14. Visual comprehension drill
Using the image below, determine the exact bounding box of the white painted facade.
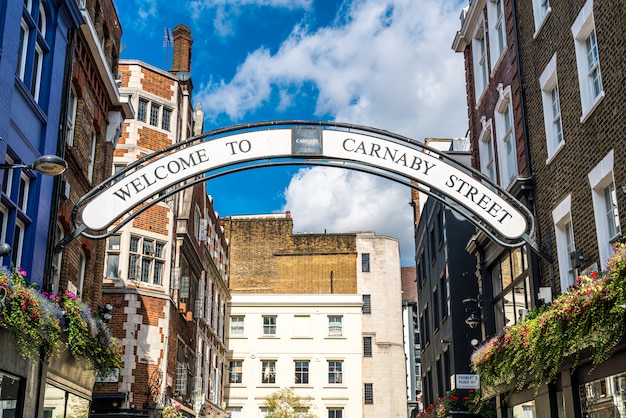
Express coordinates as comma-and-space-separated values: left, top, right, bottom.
224, 232, 407, 418
225, 294, 364, 417
356, 232, 408, 418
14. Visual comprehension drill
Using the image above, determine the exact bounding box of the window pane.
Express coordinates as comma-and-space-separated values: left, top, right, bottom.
295, 361, 309, 384
153, 261, 164, 285
0, 372, 22, 415
162, 108, 172, 131
604, 182, 620, 238
364, 383, 374, 404
363, 295, 371, 314
363, 336, 372, 357
362, 253, 370, 272
137, 99, 148, 122
262, 361, 276, 384
106, 254, 119, 278
108, 235, 121, 250
263, 316, 276, 335
328, 361, 342, 384
229, 361, 242, 383
329, 316, 342, 336
231, 317, 244, 335
150, 103, 160, 126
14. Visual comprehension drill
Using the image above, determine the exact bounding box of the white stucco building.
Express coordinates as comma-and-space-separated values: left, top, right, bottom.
222, 224, 407, 418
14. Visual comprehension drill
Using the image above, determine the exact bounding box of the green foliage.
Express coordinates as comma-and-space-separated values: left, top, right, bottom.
417, 389, 496, 418
471, 242, 626, 393
264, 388, 318, 418
0, 266, 123, 376
162, 402, 184, 418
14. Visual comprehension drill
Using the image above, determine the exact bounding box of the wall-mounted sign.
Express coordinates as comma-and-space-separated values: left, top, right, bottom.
78, 122, 533, 247
454, 374, 480, 390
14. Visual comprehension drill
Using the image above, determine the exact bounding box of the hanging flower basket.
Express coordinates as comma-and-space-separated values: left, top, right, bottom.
0, 266, 124, 377
471, 242, 626, 393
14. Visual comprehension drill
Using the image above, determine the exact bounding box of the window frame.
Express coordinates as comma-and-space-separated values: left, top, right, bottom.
262, 315, 277, 336
478, 118, 496, 182
128, 235, 166, 285
229, 360, 243, 384
362, 294, 371, 314
494, 85, 518, 187
540, 54, 565, 162
230, 316, 244, 336
363, 336, 372, 357
294, 360, 309, 385
137, 98, 148, 122
532, 0, 551, 36
87, 130, 97, 183
571, 0, 604, 122
328, 360, 343, 384
471, 18, 488, 102
261, 361, 276, 384
588, 151, 620, 265
66, 87, 78, 148
328, 315, 343, 336
487, 0, 507, 70
364, 383, 374, 404
361, 253, 370, 272
552, 195, 576, 290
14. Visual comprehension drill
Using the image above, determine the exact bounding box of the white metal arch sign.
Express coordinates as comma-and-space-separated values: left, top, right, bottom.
72, 122, 536, 249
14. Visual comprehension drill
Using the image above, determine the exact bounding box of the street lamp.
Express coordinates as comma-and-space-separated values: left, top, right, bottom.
0, 154, 67, 176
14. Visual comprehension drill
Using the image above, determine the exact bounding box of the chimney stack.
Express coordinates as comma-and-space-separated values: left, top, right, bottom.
171, 24, 192, 73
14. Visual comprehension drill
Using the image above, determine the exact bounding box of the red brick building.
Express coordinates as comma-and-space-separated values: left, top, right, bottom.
91, 25, 230, 418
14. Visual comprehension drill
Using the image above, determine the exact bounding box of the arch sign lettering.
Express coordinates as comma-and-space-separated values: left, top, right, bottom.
69, 121, 539, 251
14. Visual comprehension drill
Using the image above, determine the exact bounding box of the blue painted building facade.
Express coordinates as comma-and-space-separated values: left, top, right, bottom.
0, 0, 82, 280
0, 0, 83, 416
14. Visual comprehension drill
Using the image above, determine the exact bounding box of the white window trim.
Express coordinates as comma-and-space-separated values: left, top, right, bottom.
77, 249, 86, 298
66, 87, 78, 147
588, 150, 619, 267
487, 0, 507, 72
494, 84, 518, 187
478, 116, 496, 182
532, 0, 552, 38
552, 195, 575, 291
51, 223, 64, 293
539, 54, 565, 163
88, 130, 96, 182
32, 44, 44, 102
13, 219, 25, 268
571, 0, 604, 122
17, 20, 29, 81
0, 206, 8, 259
471, 18, 489, 104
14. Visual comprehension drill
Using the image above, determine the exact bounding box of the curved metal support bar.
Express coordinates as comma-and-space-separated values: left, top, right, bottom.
58, 120, 541, 255
70, 159, 527, 251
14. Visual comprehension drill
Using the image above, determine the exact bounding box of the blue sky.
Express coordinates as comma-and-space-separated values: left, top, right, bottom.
114, 0, 468, 266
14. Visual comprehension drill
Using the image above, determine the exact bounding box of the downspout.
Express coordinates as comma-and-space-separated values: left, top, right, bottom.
510, 0, 554, 301
37, 26, 76, 418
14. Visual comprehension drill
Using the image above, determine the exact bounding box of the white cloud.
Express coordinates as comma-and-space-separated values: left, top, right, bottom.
196, 0, 467, 139
195, 0, 468, 266
281, 167, 415, 265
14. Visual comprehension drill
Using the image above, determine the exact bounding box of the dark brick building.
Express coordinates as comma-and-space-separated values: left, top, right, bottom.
451, 0, 626, 416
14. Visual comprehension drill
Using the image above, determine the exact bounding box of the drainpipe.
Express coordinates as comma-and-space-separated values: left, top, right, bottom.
510, 0, 553, 304
37, 24, 76, 418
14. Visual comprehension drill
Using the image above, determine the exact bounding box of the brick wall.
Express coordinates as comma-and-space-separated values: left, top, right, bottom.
515, 0, 626, 291
140, 66, 175, 101
223, 216, 358, 293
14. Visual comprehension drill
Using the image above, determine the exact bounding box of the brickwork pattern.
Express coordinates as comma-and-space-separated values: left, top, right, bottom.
140, 66, 175, 101
137, 126, 172, 151
515, 0, 626, 292
223, 217, 358, 293
133, 205, 171, 235
466, 1, 529, 182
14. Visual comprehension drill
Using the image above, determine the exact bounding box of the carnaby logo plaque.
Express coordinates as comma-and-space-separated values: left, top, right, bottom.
292, 127, 322, 155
